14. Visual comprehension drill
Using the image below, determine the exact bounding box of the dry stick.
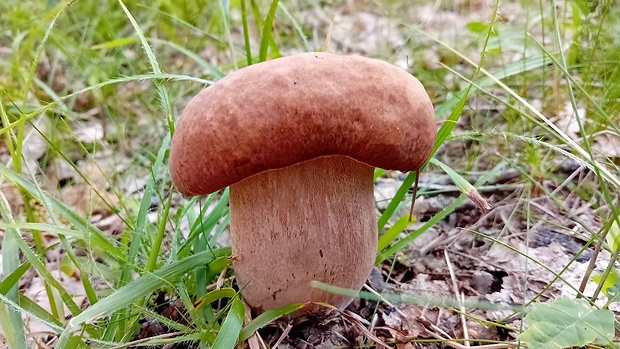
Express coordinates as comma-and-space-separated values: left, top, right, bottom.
244, 300, 261, 349
445, 250, 470, 348
421, 318, 517, 349
549, 166, 583, 197
578, 237, 604, 298
323, 15, 335, 52
342, 310, 391, 349
408, 168, 421, 222
588, 225, 614, 302
215, 265, 228, 290
257, 331, 270, 349
362, 286, 514, 349
272, 324, 293, 348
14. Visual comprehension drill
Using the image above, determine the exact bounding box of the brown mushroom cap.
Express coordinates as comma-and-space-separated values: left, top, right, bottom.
169, 52, 436, 196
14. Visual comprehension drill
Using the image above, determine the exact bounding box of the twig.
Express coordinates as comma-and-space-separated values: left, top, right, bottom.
342, 310, 391, 349
272, 323, 292, 348
422, 320, 516, 349
409, 169, 421, 222
323, 15, 334, 52
445, 250, 470, 347
244, 300, 261, 349
363, 284, 407, 318
215, 265, 228, 290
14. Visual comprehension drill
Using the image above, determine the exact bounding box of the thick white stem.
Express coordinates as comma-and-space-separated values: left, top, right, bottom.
230, 155, 377, 313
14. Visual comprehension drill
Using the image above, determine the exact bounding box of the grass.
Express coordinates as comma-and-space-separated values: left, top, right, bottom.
0, 0, 619, 348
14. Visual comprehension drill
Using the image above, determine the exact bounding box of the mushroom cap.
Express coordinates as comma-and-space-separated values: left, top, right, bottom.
170, 52, 436, 196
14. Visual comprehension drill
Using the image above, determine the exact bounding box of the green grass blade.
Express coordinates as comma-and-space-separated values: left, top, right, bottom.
68, 248, 231, 326
278, 2, 311, 52
146, 191, 174, 272
179, 189, 230, 256
0, 182, 30, 348
258, 0, 280, 62
377, 214, 415, 252
219, 0, 237, 69
203, 256, 233, 285
117, 0, 174, 134
424, 26, 620, 190
149, 38, 225, 79
119, 134, 170, 286
240, 0, 252, 66
18, 294, 64, 329
0, 223, 123, 261
0, 261, 31, 295
240, 303, 305, 341
195, 288, 237, 311
0, 165, 125, 261
376, 161, 505, 263
0, 73, 212, 142
21, 2, 65, 100
311, 281, 517, 312
377, 90, 470, 232
0, 238, 27, 349
212, 296, 245, 349
430, 158, 491, 210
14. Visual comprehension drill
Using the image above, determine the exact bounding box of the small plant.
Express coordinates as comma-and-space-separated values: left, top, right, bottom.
519, 296, 615, 349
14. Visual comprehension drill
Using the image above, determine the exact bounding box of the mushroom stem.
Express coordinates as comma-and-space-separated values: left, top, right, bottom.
229, 155, 377, 313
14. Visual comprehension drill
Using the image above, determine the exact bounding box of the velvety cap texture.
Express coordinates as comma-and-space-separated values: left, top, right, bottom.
170, 52, 436, 196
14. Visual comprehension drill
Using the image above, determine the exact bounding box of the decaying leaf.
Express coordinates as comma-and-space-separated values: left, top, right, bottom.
60, 182, 118, 216
593, 131, 620, 159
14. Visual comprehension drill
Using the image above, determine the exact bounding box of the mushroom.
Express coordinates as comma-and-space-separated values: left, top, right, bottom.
169, 52, 436, 314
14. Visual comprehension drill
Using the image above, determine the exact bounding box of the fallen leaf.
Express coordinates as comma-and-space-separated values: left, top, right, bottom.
60, 182, 117, 216
74, 121, 104, 143
593, 131, 620, 158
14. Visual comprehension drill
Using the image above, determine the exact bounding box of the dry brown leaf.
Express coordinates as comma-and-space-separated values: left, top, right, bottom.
329, 12, 405, 54
592, 131, 620, 158
60, 182, 117, 216
74, 121, 104, 143
1, 183, 23, 216
551, 102, 586, 141
382, 307, 427, 341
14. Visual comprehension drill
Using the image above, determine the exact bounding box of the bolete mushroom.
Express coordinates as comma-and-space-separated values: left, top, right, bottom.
169, 52, 435, 314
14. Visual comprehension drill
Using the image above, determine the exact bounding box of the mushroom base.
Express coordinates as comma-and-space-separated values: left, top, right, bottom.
230, 155, 378, 314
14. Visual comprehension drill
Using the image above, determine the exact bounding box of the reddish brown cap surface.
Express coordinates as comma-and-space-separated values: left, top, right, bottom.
170, 52, 436, 196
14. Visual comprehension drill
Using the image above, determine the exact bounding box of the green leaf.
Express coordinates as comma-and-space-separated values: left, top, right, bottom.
467, 21, 492, 34
430, 158, 491, 211
212, 297, 245, 349
377, 214, 416, 252
195, 288, 238, 312
605, 277, 620, 304
591, 269, 620, 303
117, 0, 174, 133
519, 296, 615, 349
89, 37, 137, 50
605, 220, 620, 252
